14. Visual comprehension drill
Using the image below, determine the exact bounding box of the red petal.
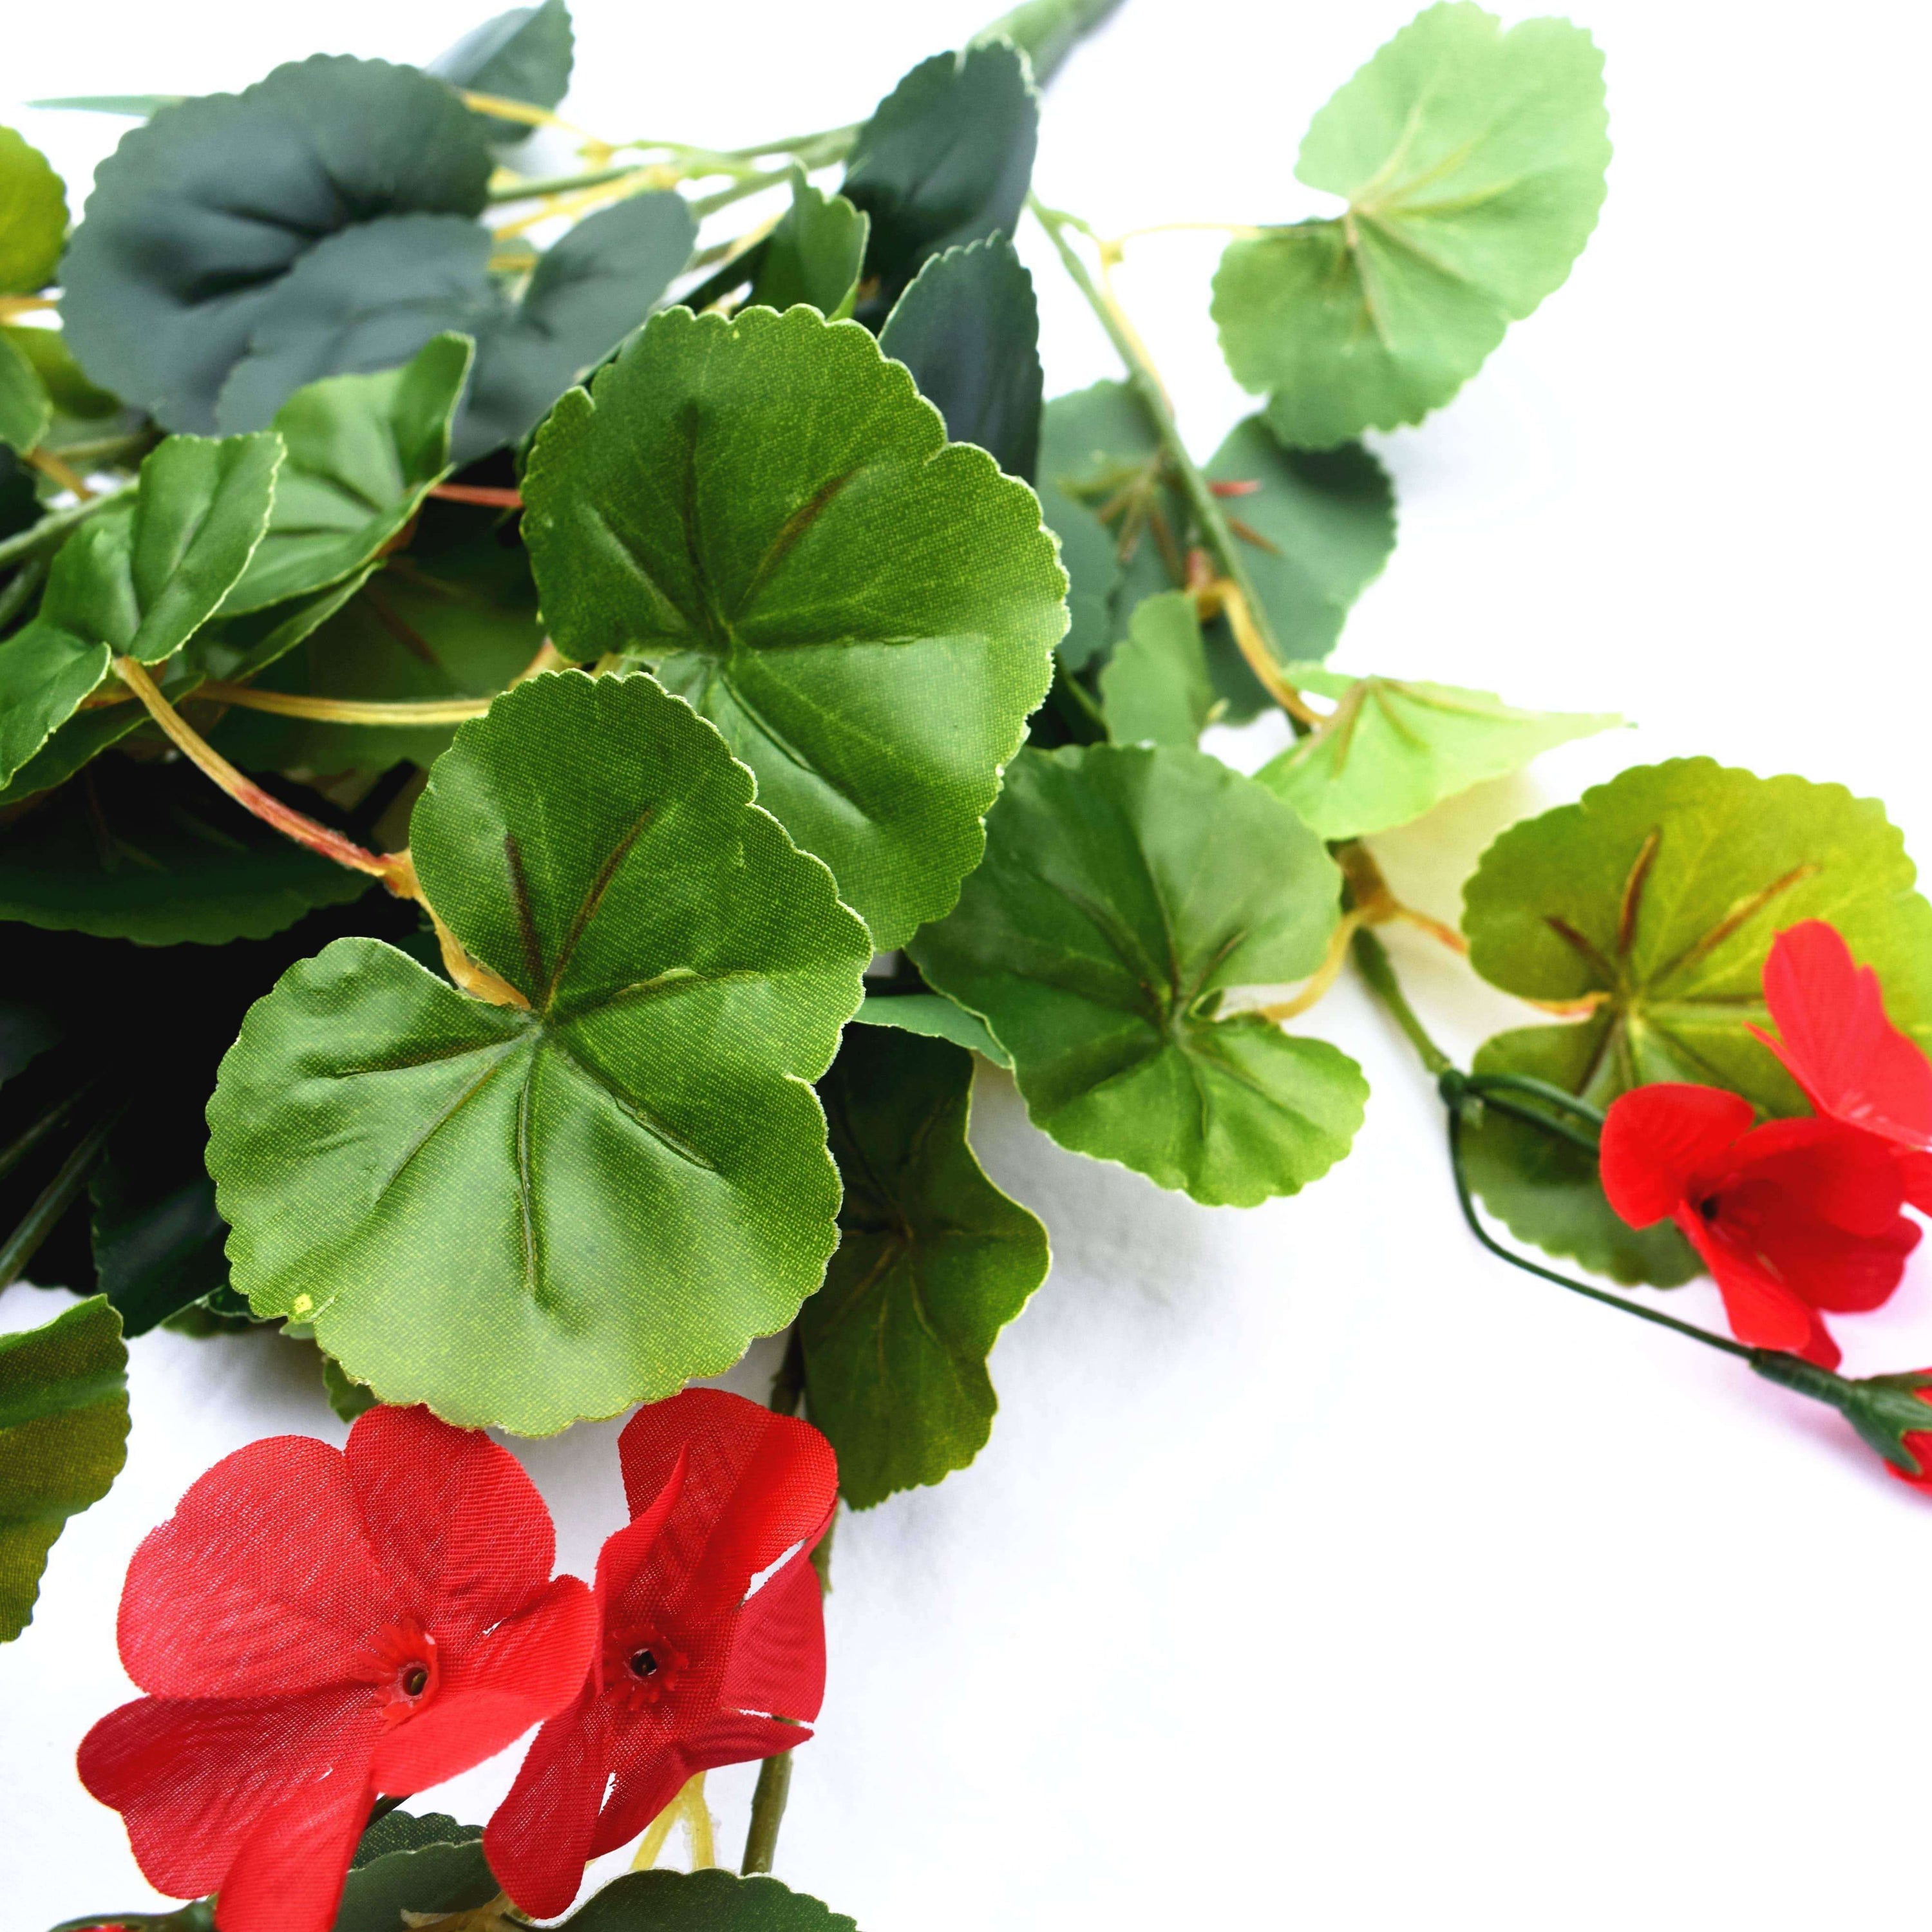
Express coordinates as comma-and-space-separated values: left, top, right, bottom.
594, 1448, 691, 1634
484, 1687, 614, 1920
1600, 1085, 1755, 1227
1729, 1119, 1908, 1238
1889, 1428, 1932, 1490
1692, 1226, 1842, 1365
591, 1712, 809, 1859
1896, 1150, 1932, 1216
117, 1436, 392, 1699
720, 1548, 826, 1724
77, 1688, 379, 1900
1753, 922, 1932, 1148
370, 1573, 596, 1794
212, 1749, 375, 1932
617, 1391, 837, 1617
346, 1406, 558, 1645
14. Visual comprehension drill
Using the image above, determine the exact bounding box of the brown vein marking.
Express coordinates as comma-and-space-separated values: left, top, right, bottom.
362, 580, 440, 668
1651, 862, 1821, 993
1226, 515, 1282, 557
544, 806, 656, 1008
1545, 916, 1615, 983
1616, 828, 1661, 957
502, 831, 545, 990
734, 467, 860, 620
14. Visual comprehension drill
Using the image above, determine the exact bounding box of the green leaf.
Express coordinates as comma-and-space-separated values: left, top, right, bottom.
853, 991, 1011, 1068
1463, 759, 1932, 1282
842, 43, 1038, 317
750, 171, 869, 321
1256, 663, 1620, 840
426, 0, 575, 144
28, 95, 182, 118
320, 1353, 379, 1424
213, 335, 469, 620
0, 332, 50, 456
803, 1026, 1046, 1508
0, 126, 68, 295
523, 304, 1065, 951
0, 431, 281, 789
910, 744, 1366, 1205
3, 325, 123, 421
336, 1808, 495, 1932
560, 1870, 857, 1932
880, 236, 1042, 480
1204, 416, 1394, 681
61, 57, 493, 432
206, 671, 871, 1433
1036, 477, 1118, 674
1211, 4, 1610, 446
0, 1295, 129, 1642
90, 1125, 227, 1337
0, 753, 372, 945
1100, 589, 1215, 749
972, 0, 1126, 86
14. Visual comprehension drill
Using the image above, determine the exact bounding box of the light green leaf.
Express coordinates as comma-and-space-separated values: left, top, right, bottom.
0, 754, 371, 945
879, 235, 1042, 480
1036, 476, 1118, 674
0, 1295, 129, 1642
207, 671, 871, 1434
973, 0, 1126, 86
337, 1810, 493, 1932
561, 1871, 856, 1932
0, 127, 68, 295
0, 431, 281, 789
853, 991, 1011, 1068
1100, 589, 1215, 748
750, 171, 869, 321
804, 1027, 1045, 1508
1256, 663, 1620, 839
60, 57, 493, 432
523, 305, 1065, 950
1212, 4, 1610, 446
910, 744, 1365, 1205
426, 0, 574, 144
213, 334, 469, 620
842, 42, 1037, 318
0, 333, 50, 455
2, 325, 122, 421
1463, 759, 1932, 1282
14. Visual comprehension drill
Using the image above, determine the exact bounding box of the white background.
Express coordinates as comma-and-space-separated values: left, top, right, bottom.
6, 0, 1932, 1925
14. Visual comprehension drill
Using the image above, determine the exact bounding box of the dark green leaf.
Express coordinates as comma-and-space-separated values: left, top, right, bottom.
1212, 5, 1610, 446
1099, 589, 1215, 748
207, 671, 871, 1433
90, 1126, 227, 1336
320, 1353, 378, 1424
750, 171, 869, 321
853, 990, 1010, 1068
880, 235, 1041, 480
61, 57, 493, 432
336, 1808, 495, 1932
1036, 477, 1117, 673
561, 1870, 856, 1932
842, 43, 1037, 317
0, 753, 372, 945
1463, 759, 1932, 1282
0, 1294, 128, 1640
0, 126, 67, 295
523, 305, 1064, 950
1256, 662, 1620, 840
353, 1808, 484, 1862
0, 333, 50, 456
0, 431, 281, 789
804, 1027, 1046, 1507
426, 0, 575, 144
911, 744, 1365, 1205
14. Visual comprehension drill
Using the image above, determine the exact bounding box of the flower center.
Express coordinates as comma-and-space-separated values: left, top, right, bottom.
1698, 1195, 1721, 1222
630, 1648, 660, 1679
606, 1625, 691, 1710
355, 1615, 442, 1725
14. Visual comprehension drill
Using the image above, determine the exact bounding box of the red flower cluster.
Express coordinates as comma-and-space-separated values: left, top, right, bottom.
1602, 922, 1932, 1366
80, 1392, 836, 1932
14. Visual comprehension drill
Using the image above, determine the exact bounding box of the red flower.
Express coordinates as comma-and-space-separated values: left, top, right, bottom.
78, 1407, 596, 1932
1600, 1083, 1919, 1367
1748, 919, 1932, 1206
485, 1390, 837, 1918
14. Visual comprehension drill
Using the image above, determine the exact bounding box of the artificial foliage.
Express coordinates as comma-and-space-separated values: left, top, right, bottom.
3, 3, 1928, 1927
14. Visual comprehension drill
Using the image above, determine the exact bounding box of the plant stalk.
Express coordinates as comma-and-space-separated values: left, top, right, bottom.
0, 1106, 124, 1292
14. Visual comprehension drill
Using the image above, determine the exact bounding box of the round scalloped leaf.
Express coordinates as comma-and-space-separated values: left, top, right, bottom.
426, 0, 575, 144
0, 126, 67, 295
60, 56, 492, 431
910, 743, 1365, 1206
803, 1025, 1047, 1508
523, 304, 1064, 950
748, 171, 869, 321
1213, 5, 1609, 446
561, 1870, 857, 1931
337, 1810, 496, 1932
207, 671, 870, 1434
1462, 758, 1932, 1281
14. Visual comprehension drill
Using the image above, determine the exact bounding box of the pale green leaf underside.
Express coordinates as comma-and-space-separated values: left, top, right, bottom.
910, 743, 1365, 1206
207, 672, 871, 1434
853, 992, 1011, 1068
1212, 3, 1610, 445
522, 304, 1065, 949
1101, 589, 1216, 748
1257, 661, 1621, 838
